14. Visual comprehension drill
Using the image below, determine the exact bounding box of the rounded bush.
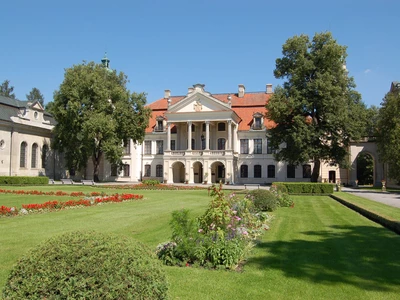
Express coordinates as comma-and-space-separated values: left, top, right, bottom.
250, 189, 279, 212
3, 231, 168, 300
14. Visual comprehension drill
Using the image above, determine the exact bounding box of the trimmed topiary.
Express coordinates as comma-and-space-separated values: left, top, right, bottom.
249, 189, 279, 212
2, 231, 168, 299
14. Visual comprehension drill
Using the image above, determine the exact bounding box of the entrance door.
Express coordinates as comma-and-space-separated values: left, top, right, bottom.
329, 171, 336, 183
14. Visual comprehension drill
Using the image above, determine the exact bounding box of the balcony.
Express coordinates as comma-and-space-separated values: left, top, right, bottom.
164, 150, 234, 158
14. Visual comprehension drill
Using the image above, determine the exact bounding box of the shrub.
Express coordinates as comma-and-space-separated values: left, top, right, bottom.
249, 189, 279, 212
0, 176, 48, 185
142, 179, 161, 186
3, 231, 168, 300
270, 185, 294, 207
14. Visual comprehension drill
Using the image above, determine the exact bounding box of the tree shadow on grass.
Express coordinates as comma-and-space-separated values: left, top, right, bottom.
248, 225, 400, 292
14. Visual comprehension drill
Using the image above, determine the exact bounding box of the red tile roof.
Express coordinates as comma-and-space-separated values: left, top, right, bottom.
145, 92, 275, 132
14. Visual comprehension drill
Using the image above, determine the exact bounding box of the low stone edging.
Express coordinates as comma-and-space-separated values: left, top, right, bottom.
330, 194, 400, 235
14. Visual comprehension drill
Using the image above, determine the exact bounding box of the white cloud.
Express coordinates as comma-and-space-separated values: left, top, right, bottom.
364, 69, 372, 74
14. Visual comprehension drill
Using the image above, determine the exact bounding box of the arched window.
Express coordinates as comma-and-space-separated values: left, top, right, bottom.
254, 165, 262, 178
217, 138, 226, 150
41, 144, 49, 168
20, 142, 27, 168
240, 165, 248, 178
267, 165, 275, 178
156, 164, 163, 177
31, 143, 38, 168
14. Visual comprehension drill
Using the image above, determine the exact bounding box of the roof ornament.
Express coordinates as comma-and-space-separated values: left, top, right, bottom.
227, 94, 232, 107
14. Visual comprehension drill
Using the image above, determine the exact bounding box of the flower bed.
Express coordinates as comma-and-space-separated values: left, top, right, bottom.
0, 189, 105, 197
0, 193, 144, 217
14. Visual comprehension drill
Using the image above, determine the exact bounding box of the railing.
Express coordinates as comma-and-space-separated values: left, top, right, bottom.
164, 150, 234, 157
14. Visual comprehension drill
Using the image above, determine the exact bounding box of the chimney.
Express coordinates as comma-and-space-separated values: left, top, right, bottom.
266, 84, 273, 94
164, 89, 171, 99
238, 84, 245, 98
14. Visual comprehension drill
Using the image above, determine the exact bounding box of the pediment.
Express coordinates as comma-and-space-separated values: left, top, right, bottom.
168, 92, 231, 113
30, 101, 44, 111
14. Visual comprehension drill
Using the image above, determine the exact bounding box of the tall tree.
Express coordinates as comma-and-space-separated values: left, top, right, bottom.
0, 80, 16, 99
376, 88, 400, 182
266, 32, 366, 182
51, 61, 151, 181
26, 87, 45, 106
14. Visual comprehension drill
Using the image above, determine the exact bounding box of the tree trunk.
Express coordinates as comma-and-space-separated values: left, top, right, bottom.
92, 152, 102, 182
311, 159, 321, 182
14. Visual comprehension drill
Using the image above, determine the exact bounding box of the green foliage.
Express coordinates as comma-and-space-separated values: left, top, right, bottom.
2, 231, 168, 299
377, 89, 400, 182
0, 176, 48, 185
266, 32, 366, 182
143, 179, 161, 186
249, 189, 279, 211
270, 185, 294, 207
156, 185, 271, 269
273, 182, 334, 194
356, 153, 374, 185
51, 61, 151, 181
26, 87, 44, 106
0, 80, 15, 99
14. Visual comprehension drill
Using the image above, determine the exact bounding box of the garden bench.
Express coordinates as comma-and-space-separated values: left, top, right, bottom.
244, 184, 260, 189
61, 178, 74, 185
81, 179, 95, 186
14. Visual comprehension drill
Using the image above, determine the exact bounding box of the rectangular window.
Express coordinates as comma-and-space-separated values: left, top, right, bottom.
218, 122, 226, 131
287, 165, 296, 178
254, 117, 262, 130
123, 164, 130, 177
144, 141, 151, 155
144, 165, 151, 177
267, 139, 275, 154
218, 138, 226, 150
254, 139, 262, 154
156, 165, 163, 177
155, 120, 163, 132
254, 165, 262, 178
240, 139, 249, 154
170, 140, 176, 150
156, 140, 163, 154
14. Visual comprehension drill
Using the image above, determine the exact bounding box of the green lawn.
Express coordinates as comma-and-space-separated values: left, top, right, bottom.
1, 187, 400, 299
335, 191, 400, 221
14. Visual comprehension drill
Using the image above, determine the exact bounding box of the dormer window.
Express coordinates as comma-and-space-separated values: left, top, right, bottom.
155, 116, 165, 132
252, 113, 263, 130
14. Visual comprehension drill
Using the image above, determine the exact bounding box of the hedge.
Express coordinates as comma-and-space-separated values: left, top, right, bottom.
273, 182, 334, 194
331, 194, 400, 235
0, 176, 49, 185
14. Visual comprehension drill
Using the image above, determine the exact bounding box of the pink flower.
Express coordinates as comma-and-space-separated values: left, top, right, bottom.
198, 229, 203, 233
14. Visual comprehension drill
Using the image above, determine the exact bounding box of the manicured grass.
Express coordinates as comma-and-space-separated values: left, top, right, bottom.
1, 187, 400, 299
335, 192, 400, 221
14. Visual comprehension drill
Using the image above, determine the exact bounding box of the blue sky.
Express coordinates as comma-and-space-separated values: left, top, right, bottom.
1, 0, 398, 107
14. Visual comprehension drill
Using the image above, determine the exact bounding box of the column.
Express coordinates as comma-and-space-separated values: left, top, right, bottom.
233, 123, 238, 153
187, 121, 192, 150
227, 120, 232, 150
166, 122, 171, 151
205, 121, 210, 150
